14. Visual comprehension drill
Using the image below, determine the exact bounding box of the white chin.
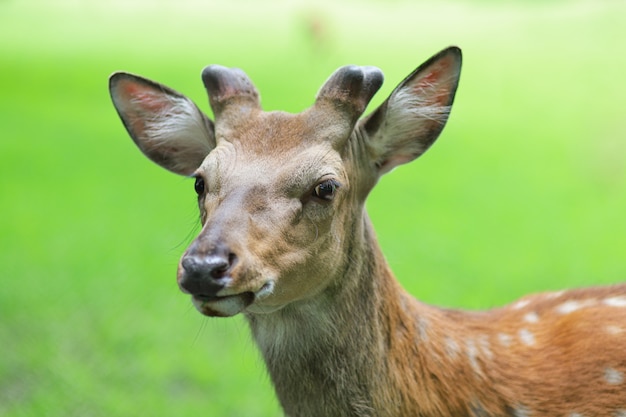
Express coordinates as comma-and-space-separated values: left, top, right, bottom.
192, 294, 250, 317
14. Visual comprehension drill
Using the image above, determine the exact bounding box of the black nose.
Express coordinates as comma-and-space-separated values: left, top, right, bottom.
179, 246, 237, 297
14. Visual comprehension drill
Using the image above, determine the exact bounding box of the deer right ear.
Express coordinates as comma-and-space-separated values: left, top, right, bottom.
109, 72, 216, 176
359, 47, 462, 175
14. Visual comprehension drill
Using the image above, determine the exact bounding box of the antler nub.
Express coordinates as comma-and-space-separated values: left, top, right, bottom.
201, 65, 260, 118
315, 65, 384, 121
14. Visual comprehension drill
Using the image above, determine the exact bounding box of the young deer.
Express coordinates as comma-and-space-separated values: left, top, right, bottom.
109, 47, 626, 417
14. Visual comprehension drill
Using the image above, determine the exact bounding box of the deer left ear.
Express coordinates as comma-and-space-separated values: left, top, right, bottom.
109, 72, 216, 176
359, 47, 462, 175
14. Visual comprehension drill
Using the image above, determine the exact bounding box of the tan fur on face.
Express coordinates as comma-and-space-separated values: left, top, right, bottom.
191, 111, 354, 312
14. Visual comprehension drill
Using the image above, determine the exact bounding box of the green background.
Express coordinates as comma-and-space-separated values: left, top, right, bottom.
1, 0, 625, 415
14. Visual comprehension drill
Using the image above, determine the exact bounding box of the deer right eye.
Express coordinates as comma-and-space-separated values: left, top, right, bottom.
194, 177, 205, 195
312, 179, 340, 202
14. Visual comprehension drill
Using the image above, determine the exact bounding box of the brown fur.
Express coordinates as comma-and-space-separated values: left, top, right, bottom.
109, 47, 626, 416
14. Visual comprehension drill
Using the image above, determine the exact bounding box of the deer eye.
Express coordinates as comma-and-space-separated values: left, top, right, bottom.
194, 176, 205, 195
313, 179, 339, 201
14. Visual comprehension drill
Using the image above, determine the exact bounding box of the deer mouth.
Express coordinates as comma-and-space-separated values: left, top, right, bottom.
191, 292, 255, 317
189, 280, 276, 317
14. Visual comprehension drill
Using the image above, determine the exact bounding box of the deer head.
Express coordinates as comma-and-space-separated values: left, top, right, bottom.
109, 47, 461, 318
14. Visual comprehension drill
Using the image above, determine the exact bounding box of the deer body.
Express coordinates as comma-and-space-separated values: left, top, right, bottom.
109, 47, 626, 416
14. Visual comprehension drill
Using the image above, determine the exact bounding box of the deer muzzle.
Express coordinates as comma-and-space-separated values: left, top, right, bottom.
177, 239, 250, 316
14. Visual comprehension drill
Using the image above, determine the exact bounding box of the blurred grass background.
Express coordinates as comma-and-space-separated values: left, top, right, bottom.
1, 0, 625, 415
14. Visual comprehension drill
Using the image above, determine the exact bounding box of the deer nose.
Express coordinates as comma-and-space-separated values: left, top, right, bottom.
179, 247, 237, 297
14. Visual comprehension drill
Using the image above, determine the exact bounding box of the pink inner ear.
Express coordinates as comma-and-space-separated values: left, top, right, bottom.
119, 80, 170, 114
412, 56, 456, 106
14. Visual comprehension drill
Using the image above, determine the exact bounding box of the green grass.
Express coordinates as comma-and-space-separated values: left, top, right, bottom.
1, 0, 625, 415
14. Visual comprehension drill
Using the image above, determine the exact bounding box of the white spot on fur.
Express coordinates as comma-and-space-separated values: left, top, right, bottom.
523, 312, 540, 323
478, 335, 493, 359
544, 290, 565, 300
466, 339, 482, 374
445, 337, 460, 360
605, 367, 624, 385
416, 316, 429, 342
512, 299, 531, 310
603, 296, 626, 307
606, 325, 623, 335
498, 333, 512, 347
519, 329, 535, 346
555, 299, 595, 315
556, 300, 582, 314
614, 410, 626, 417
569, 413, 585, 417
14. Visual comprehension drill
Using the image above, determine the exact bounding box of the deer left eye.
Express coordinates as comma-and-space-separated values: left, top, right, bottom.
313, 179, 339, 201
194, 176, 205, 195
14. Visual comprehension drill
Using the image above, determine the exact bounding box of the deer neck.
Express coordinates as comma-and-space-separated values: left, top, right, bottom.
245, 211, 431, 416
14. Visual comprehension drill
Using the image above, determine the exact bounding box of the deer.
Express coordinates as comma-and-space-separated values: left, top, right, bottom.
109, 46, 626, 417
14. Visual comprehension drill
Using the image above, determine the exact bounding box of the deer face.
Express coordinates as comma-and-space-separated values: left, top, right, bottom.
109, 47, 461, 317
183, 111, 359, 316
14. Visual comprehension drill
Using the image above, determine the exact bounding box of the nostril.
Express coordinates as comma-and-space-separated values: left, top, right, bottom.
208, 257, 230, 279
181, 253, 236, 280
181, 256, 200, 274
228, 252, 237, 268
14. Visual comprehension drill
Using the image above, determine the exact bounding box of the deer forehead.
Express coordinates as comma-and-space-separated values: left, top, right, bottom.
214, 109, 354, 150
199, 111, 351, 192
199, 142, 346, 193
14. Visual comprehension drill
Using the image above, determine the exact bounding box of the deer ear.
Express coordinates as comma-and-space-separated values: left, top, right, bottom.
359, 47, 462, 175
109, 72, 216, 176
